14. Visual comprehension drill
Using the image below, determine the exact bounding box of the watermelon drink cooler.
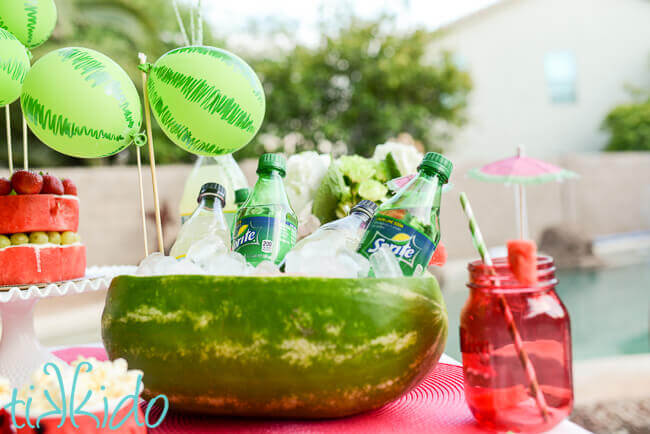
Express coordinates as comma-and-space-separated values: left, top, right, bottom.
460, 256, 573, 433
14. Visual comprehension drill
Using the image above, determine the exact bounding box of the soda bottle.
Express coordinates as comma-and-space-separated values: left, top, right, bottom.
231, 188, 251, 233
232, 154, 298, 266
234, 187, 251, 210
357, 152, 452, 276
170, 183, 230, 259
179, 155, 248, 227
293, 200, 378, 253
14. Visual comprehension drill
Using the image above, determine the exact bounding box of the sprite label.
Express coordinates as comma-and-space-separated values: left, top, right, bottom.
233, 215, 297, 265
358, 214, 437, 276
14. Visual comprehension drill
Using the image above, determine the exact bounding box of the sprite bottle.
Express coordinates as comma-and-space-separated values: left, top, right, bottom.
357, 152, 452, 276
232, 154, 298, 266
234, 187, 251, 210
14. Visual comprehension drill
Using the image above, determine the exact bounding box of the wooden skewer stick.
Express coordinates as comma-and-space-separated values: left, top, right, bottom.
22, 114, 28, 170
5, 106, 12, 173
135, 145, 149, 257
138, 52, 165, 254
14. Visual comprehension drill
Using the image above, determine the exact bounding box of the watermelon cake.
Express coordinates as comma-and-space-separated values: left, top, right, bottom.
0, 171, 86, 286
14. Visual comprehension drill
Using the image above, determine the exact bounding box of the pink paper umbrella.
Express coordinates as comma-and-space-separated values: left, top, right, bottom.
468, 146, 578, 239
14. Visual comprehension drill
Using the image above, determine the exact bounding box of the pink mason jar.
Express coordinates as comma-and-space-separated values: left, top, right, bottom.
460, 256, 573, 433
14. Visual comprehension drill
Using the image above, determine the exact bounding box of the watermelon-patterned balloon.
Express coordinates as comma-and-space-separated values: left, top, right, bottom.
21, 47, 142, 158
0, 28, 30, 106
0, 0, 57, 49
147, 46, 266, 156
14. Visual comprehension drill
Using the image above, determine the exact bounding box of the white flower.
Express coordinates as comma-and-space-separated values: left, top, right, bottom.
285, 151, 331, 215
372, 141, 423, 176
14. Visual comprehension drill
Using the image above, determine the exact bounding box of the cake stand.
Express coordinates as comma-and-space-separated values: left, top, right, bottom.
0, 265, 136, 386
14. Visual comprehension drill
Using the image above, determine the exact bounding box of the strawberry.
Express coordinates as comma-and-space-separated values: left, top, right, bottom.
0, 177, 11, 195
41, 174, 65, 195
11, 170, 43, 195
62, 178, 78, 196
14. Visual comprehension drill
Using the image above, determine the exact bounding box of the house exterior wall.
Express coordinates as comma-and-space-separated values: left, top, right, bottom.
433, 0, 650, 161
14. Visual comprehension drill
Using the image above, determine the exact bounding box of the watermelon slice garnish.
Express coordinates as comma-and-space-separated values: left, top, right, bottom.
507, 240, 538, 285
429, 242, 447, 267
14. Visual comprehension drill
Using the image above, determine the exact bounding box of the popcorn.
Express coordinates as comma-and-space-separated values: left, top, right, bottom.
7, 357, 144, 416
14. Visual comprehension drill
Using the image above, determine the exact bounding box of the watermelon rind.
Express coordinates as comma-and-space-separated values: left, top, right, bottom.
102, 275, 447, 418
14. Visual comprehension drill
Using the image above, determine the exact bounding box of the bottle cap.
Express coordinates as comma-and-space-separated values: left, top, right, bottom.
418, 152, 453, 184
198, 183, 226, 207
350, 200, 378, 219
257, 153, 287, 177
234, 187, 250, 205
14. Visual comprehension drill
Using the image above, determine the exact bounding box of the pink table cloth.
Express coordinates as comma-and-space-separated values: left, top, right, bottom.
54, 346, 485, 433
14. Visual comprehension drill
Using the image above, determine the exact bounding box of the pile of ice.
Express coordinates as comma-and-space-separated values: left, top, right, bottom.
135, 236, 406, 278
135, 236, 282, 277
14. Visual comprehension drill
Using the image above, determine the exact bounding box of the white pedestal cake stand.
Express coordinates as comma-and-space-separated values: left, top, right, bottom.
0, 265, 135, 387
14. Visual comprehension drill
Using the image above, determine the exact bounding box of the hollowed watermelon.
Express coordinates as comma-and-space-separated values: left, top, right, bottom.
101, 275, 448, 418
0, 195, 79, 234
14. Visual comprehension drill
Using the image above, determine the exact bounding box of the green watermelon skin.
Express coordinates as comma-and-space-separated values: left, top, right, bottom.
101, 275, 448, 418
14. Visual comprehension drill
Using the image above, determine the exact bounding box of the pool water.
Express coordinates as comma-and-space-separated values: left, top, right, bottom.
442, 261, 650, 361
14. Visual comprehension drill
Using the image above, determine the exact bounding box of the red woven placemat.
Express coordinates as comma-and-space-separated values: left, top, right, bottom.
54, 347, 482, 433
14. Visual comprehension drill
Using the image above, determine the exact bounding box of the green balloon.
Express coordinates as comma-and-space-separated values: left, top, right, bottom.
147, 46, 265, 156
0, 0, 57, 49
21, 47, 142, 158
0, 28, 30, 106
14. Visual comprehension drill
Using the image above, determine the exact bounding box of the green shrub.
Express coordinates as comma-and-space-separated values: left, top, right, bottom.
602, 100, 650, 152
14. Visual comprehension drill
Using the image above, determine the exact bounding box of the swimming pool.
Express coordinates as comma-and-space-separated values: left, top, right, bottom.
442, 261, 650, 361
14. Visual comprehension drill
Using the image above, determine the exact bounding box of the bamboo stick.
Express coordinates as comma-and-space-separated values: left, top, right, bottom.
22, 114, 28, 170
5, 106, 12, 173
138, 53, 165, 254
135, 146, 149, 257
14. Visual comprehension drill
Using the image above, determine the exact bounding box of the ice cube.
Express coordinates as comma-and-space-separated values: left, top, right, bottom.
172, 258, 206, 275
340, 251, 370, 278
135, 253, 179, 276
369, 245, 403, 278
187, 236, 229, 268
252, 260, 281, 276
285, 248, 369, 278
203, 252, 250, 276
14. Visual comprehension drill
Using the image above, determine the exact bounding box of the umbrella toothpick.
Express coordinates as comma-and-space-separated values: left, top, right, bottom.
138, 52, 165, 254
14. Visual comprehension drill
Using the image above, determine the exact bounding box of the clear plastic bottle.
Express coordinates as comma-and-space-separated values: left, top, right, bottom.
358, 152, 453, 276
179, 155, 248, 227
293, 200, 378, 253
232, 154, 298, 266
170, 183, 230, 259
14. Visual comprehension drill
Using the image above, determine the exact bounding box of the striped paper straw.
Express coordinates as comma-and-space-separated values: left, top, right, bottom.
459, 192, 550, 422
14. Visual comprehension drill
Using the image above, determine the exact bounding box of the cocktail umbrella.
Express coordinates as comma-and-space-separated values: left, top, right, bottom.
468, 146, 578, 239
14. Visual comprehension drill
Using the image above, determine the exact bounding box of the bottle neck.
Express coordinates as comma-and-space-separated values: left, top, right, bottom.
391, 168, 444, 208
349, 210, 373, 227
250, 169, 292, 208
198, 195, 222, 212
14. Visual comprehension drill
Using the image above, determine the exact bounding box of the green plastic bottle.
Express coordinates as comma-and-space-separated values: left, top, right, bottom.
357, 152, 452, 276
232, 154, 298, 266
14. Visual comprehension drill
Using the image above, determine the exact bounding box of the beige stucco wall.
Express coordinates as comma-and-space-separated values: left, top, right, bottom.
2, 152, 646, 267
434, 0, 650, 161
